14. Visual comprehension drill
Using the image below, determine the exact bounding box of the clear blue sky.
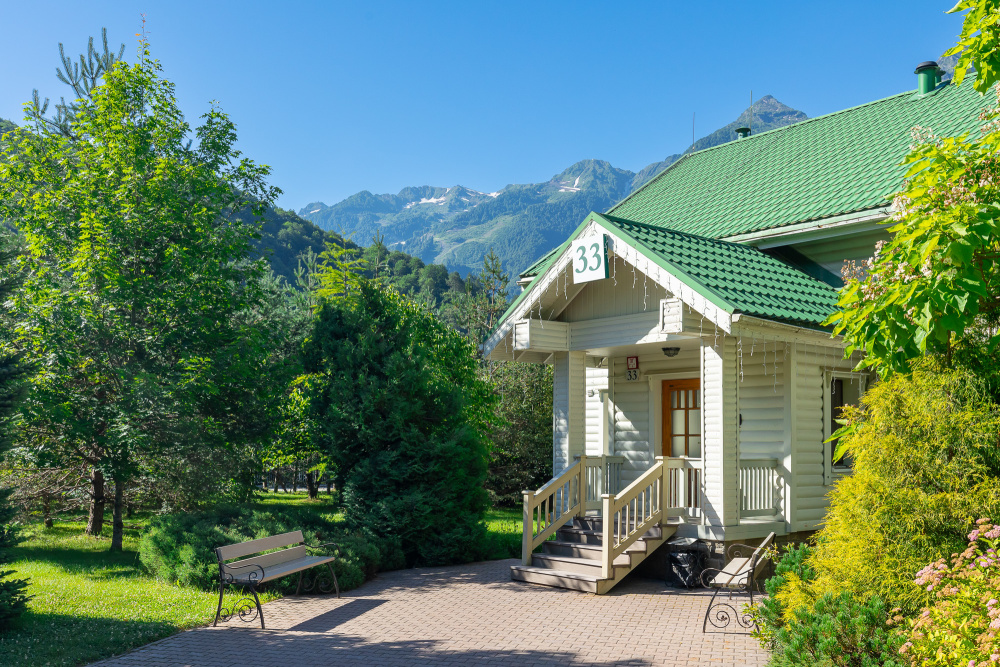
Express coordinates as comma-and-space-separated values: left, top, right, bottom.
1, 1, 966, 210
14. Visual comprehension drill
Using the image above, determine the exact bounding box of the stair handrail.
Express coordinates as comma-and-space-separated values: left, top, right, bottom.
521, 456, 586, 565
600, 456, 667, 579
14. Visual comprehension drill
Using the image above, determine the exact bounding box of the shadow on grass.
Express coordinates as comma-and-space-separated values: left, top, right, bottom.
10, 542, 141, 574
0, 611, 179, 667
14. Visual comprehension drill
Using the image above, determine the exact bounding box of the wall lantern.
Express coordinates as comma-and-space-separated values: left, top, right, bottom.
662, 347, 681, 357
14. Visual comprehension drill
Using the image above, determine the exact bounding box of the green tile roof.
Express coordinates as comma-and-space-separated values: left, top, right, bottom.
608, 82, 991, 239
500, 212, 839, 329
601, 214, 838, 325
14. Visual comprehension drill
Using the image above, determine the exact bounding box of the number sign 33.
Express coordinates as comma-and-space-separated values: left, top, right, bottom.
572, 234, 608, 283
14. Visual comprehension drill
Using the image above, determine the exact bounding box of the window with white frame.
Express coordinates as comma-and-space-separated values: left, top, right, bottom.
823, 372, 866, 484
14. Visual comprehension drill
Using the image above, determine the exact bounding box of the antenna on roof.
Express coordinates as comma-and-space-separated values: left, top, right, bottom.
692, 112, 695, 146
749, 90, 753, 136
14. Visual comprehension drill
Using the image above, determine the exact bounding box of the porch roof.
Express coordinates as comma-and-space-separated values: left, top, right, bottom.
498, 212, 839, 332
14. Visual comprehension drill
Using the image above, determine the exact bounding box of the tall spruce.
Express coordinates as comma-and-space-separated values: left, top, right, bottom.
0, 235, 31, 627
303, 282, 495, 564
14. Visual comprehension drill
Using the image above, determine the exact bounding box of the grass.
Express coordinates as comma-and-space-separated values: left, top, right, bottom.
0, 495, 526, 666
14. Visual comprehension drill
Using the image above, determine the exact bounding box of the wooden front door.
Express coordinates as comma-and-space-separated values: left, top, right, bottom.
662, 379, 701, 458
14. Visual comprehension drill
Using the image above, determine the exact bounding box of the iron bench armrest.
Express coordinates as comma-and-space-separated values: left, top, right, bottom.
700, 566, 751, 590
304, 541, 340, 554
221, 562, 266, 585
726, 542, 763, 560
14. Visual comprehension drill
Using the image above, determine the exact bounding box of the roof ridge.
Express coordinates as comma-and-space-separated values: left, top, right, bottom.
608, 86, 924, 217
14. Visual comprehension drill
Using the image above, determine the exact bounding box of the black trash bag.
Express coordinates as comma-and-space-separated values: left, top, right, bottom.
664, 547, 708, 589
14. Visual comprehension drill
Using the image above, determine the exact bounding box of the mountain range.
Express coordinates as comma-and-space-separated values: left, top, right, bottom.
300, 95, 809, 276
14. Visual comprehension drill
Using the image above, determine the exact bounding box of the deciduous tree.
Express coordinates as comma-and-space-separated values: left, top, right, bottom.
0, 39, 279, 551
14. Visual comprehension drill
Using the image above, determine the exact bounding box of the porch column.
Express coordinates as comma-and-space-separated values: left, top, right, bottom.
701, 338, 739, 527
552, 351, 587, 474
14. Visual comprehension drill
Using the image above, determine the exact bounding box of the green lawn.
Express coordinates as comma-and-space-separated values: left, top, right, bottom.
0, 495, 525, 666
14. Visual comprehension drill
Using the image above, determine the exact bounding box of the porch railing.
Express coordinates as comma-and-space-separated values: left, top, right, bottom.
600, 456, 668, 578
522, 455, 705, 571
665, 458, 702, 521
521, 455, 624, 565
739, 458, 782, 518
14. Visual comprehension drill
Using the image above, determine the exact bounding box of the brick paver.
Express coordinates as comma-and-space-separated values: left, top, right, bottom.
93, 559, 768, 666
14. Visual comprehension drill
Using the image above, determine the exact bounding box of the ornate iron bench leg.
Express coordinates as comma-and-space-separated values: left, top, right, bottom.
213, 579, 226, 627
295, 571, 304, 596
327, 562, 340, 598
702, 587, 722, 633
249, 583, 265, 630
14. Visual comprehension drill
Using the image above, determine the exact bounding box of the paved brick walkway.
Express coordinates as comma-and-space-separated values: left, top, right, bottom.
94, 559, 768, 666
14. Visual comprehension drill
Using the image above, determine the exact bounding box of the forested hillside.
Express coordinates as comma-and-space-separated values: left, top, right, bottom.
301, 96, 809, 276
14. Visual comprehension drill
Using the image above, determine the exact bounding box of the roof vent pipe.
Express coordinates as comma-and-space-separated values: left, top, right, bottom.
735, 127, 750, 140
915, 61, 942, 94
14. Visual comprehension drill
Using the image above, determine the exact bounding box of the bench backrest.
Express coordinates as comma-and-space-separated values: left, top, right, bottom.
750, 532, 776, 581
216, 531, 305, 574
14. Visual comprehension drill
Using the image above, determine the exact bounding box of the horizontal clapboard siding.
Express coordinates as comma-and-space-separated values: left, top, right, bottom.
585, 365, 608, 456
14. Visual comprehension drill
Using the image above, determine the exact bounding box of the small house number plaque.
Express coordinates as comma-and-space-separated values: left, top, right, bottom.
571, 233, 609, 283
626, 356, 639, 381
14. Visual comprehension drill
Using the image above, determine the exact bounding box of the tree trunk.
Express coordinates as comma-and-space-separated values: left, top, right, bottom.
43, 492, 53, 529
280, 469, 288, 493
326, 476, 333, 494
85, 469, 105, 536
110, 480, 124, 552
272, 469, 279, 493
292, 463, 298, 493
306, 471, 318, 500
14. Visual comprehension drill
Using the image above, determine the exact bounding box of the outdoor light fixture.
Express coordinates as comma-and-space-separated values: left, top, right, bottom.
662, 347, 680, 357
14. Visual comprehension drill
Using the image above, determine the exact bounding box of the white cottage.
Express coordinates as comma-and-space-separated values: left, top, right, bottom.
485, 62, 991, 593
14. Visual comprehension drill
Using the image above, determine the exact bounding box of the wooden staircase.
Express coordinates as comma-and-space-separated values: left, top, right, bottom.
512, 455, 689, 595
511, 515, 675, 594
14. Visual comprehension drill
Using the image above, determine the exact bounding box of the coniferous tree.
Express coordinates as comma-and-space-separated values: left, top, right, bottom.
0, 235, 31, 628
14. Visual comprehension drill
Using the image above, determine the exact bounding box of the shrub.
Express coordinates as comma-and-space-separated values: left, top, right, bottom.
138, 505, 401, 593
899, 518, 1000, 666
754, 543, 817, 647
303, 283, 494, 566
804, 360, 1000, 614
767, 592, 904, 667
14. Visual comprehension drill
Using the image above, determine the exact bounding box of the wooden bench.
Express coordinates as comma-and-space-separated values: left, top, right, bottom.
700, 532, 775, 633
213, 530, 340, 629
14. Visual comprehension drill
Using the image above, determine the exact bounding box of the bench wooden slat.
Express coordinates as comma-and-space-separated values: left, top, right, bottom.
216, 530, 303, 561
257, 555, 337, 583
711, 557, 751, 587
224, 545, 308, 578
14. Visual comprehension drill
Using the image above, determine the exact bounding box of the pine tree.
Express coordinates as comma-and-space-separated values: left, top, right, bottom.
0, 236, 31, 628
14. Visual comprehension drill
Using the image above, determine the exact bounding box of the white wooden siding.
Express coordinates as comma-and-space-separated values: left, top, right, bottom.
788, 345, 859, 530
559, 261, 668, 322
791, 228, 891, 279
585, 364, 609, 456
738, 341, 786, 460
553, 353, 570, 474
512, 319, 569, 351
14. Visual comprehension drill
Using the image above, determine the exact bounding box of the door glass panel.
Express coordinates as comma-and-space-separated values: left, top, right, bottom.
671, 410, 685, 434
671, 436, 686, 457
672, 391, 678, 409
694, 390, 700, 408
688, 409, 701, 435
688, 437, 701, 459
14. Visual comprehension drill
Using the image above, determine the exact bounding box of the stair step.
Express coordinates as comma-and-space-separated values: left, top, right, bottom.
510, 565, 600, 593
532, 553, 629, 575
543, 539, 648, 560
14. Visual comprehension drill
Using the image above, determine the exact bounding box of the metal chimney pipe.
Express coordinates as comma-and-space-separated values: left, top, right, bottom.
915, 61, 942, 95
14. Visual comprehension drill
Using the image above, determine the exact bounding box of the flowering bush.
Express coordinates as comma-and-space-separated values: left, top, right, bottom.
899, 518, 1000, 666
